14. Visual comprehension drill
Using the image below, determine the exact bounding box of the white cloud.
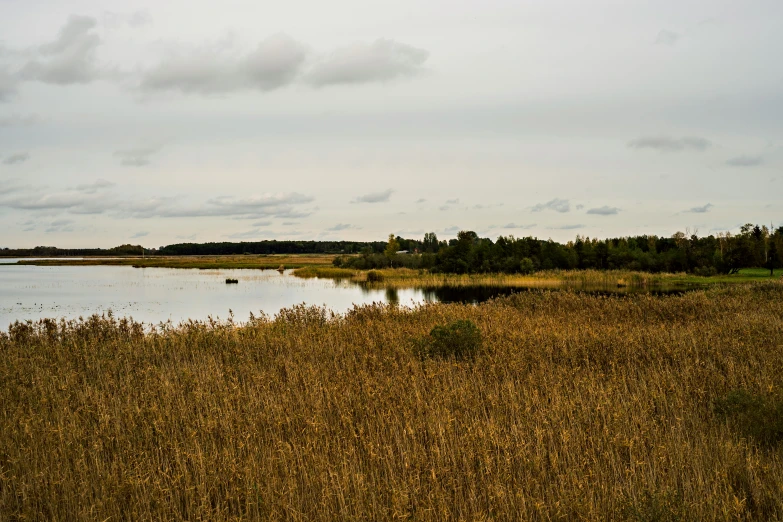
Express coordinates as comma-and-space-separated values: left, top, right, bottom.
684, 203, 713, 213
327, 223, 357, 231
113, 146, 161, 167
351, 189, 393, 203
102, 11, 152, 29
74, 179, 115, 193
19, 15, 102, 85
586, 206, 620, 215
628, 136, 711, 152
307, 39, 428, 87
500, 223, 536, 229
139, 34, 307, 94
2, 152, 30, 165
531, 198, 570, 213
726, 155, 763, 167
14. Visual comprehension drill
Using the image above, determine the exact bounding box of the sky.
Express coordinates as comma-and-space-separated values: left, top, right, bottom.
0, 0, 781, 248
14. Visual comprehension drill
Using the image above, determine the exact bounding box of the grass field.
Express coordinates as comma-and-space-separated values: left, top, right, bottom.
2, 283, 782, 520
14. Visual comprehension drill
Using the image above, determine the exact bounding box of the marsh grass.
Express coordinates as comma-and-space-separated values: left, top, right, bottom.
292, 266, 356, 279
2, 283, 783, 520
294, 267, 699, 290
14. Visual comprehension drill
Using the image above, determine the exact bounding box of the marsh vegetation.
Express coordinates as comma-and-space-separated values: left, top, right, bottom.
2, 283, 782, 520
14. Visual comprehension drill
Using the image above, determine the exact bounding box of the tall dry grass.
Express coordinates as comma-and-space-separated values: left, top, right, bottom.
2, 283, 783, 520
292, 266, 691, 289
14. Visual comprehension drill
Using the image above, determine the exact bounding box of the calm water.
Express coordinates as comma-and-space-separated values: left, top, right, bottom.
0, 263, 443, 329
0, 261, 692, 330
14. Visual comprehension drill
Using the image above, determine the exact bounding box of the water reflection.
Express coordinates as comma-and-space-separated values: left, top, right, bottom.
0, 262, 699, 329
385, 287, 400, 305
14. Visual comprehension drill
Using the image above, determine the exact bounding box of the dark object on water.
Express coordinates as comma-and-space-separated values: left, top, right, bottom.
226, 278, 239, 284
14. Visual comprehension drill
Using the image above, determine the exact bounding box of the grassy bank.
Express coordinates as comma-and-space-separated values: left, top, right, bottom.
2, 283, 783, 520
10, 254, 337, 270
293, 265, 783, 288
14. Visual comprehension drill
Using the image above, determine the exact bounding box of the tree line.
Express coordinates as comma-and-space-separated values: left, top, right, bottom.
4, 224, 782, 275
1, 241, 387, 258
335, 224, 783, 275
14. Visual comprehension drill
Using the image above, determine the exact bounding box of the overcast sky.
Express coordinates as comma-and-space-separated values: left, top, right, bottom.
1, 0, 781, 248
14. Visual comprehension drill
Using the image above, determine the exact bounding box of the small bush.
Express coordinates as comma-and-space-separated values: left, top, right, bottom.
714, 389, 783, 447
519, 257, 535, 275
693, 266, 717, 277
621, 489, 685, 522
415, 319, 483, 360
366, 270, 384, 283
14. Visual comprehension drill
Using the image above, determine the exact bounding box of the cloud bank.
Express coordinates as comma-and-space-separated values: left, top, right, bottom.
140, 34, 308, 94
1, 16, 430, 100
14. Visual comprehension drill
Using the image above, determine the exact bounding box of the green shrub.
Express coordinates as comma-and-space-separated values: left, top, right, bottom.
714, 389, 783, 447
366, 270, 384, 283
415, 319, 483, 360
519, 257, 535, 275
621, 489, 685, 522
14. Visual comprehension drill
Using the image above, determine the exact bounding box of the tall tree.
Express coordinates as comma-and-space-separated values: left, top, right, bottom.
423, 232, 439, 253
385, 234, 401, 260
767, 238, 780, 276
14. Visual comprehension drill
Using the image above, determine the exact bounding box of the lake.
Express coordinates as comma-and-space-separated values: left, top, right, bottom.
0, 263, 444, 329
0, 261, 694, 330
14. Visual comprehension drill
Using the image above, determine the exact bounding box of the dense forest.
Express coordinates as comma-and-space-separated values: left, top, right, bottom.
4, 223, 782, 275
0, 244, 151, 257
156, 240, 386, 256
336, 223, 783, 275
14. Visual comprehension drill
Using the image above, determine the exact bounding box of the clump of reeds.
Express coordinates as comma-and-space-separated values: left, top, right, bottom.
365, 270, 384, 283
292, 266, 356, 279
2, 282, 783, 520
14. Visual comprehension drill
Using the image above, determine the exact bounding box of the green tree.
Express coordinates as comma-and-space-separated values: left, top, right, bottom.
423, 232, 439, 253
767, 238, 780, 276
384, 234, 400, 263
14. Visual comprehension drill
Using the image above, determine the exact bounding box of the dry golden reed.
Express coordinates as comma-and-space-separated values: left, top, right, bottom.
292, 266, 690, 290
2, 283, 783, 520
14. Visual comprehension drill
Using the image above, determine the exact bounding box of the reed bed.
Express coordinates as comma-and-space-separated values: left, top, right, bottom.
293, 266, 692, 289
2, 283, 783, 520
